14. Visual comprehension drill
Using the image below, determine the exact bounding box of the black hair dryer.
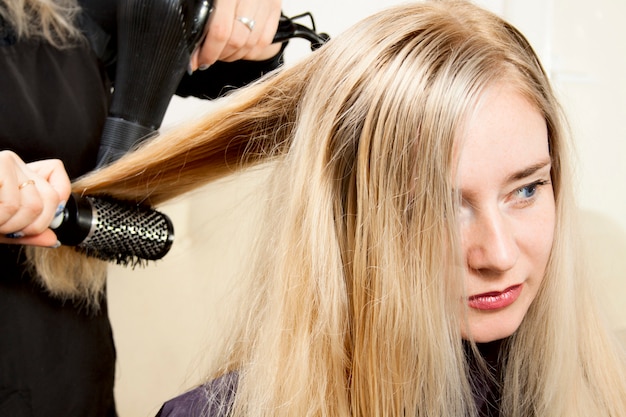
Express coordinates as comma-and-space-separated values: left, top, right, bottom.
95, 0, 329, 169
95, 0, 212, 168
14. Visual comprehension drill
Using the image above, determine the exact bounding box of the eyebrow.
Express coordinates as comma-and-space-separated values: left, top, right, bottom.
505, 158, 552, 183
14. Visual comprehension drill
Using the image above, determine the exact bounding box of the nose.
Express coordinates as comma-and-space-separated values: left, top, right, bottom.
463, 207, 519, 273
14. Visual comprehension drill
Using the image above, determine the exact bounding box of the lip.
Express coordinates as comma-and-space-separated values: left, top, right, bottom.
467, 284, 523, 311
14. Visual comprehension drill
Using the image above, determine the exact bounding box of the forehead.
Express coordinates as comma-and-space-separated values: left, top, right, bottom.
456, 83, 549, 186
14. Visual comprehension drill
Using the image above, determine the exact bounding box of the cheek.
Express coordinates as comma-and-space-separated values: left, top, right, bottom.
526, 202, 556, 271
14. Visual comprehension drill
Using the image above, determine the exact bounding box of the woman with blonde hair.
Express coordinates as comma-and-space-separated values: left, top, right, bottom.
24, 0, 626, 416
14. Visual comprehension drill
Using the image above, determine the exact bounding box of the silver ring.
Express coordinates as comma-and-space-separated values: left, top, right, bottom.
236, 16, 255, 32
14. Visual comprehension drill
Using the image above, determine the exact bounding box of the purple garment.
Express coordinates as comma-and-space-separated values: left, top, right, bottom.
157, 341, 504, 417
156, 373, 238, 417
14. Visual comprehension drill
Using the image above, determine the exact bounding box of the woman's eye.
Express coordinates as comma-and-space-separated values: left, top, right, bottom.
513, 180, 550, 203
516, 183, 538, 199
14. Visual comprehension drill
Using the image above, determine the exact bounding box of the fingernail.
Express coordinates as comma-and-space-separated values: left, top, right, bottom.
199, 64, 209, 71
187, 63, 194, 75
6, 231, 25, 239
49, 202, 66, 229
48, 240, 61, 249
54, 202, 66, 217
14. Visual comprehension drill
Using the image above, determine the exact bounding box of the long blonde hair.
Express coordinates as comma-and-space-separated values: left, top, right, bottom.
31, 1, 626, 415
0, 0, 82, 47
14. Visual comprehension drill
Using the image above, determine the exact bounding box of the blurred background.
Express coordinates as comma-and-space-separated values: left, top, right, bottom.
106, 0, 626, 415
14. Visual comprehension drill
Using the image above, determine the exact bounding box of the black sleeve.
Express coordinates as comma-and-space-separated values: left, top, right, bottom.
78, 0, 118, 74
79, 0, 117, 33
175, 42, 287, 99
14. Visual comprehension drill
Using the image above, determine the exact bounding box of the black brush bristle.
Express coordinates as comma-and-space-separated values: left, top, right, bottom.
78, 196, 174, 265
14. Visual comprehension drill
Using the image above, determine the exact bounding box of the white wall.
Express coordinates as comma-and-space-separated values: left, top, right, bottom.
108, 1, 626, 416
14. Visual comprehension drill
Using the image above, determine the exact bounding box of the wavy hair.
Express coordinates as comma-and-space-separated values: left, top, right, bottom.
0, 0, 82, 47
29, 1, 626, 415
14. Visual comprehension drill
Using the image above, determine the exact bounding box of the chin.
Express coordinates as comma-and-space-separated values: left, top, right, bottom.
462, 310, 527, 343
469, 328, 515, 343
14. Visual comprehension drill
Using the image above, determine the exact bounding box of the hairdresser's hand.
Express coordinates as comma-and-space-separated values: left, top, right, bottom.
0, 151, 71, 247
190, 0, 283, 71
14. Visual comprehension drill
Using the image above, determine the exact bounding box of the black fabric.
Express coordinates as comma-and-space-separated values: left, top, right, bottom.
0, 246, 117, 417
466, 339, 505, 417
0, 2, 284, 416
0, 37, 108, 178
0, 14, 115, 416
